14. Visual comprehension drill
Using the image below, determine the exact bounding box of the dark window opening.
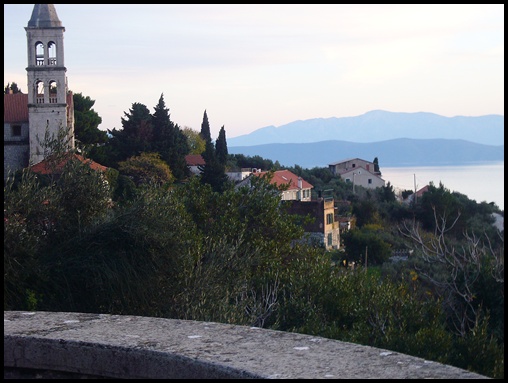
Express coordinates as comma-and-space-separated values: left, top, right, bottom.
12, 125, 22, 137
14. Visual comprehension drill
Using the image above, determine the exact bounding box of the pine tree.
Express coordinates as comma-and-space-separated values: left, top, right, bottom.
108, 102, 153, 166
152, 93, 171, 145
73, 92, 107, 146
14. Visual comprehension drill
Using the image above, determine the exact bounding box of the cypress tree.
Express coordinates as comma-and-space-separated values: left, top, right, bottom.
373, 157, 380, 174
151, 94, 190, 180
200, 110, 212, 143
199, 112, 228, 192
215, 125, 228, 166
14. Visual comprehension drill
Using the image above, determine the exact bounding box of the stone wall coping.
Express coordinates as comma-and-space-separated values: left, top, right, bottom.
4, 311, 488, 379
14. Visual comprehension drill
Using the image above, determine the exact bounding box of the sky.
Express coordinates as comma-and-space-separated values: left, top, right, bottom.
4, 4, 504, 140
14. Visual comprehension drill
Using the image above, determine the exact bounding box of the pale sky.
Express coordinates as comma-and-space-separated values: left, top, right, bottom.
4, 4, 504, 140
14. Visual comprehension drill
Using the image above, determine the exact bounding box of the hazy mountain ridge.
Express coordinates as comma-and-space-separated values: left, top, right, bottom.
228, 138, 504, 169
228, 110, 504, 147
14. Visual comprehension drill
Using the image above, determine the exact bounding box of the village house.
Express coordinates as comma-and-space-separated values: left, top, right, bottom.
328, 158, 385, 190
184, 154, 206, 175
287, 196, 341, 250
186, 155, 260, 182
237, 169, 342, 250
225, 167, 262, 182
402, 185, 429, 205
237, 169, 313, 201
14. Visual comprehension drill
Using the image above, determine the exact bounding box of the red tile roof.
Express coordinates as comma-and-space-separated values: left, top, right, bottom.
4, 92, 74, 123
416, 185, 429, 197
253, 169, 313, 191
185, 154, 205, 166
4, 93, 29, 123
30, 153, 108, 175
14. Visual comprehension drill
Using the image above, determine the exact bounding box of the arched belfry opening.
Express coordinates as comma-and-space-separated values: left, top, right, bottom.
48, 41, 57, 65
35, 41, 44, 66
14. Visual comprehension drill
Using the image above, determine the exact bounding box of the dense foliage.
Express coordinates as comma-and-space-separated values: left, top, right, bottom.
73, 92, 108, 148
4, 93, 503, 378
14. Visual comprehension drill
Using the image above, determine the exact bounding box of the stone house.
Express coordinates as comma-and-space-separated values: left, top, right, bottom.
287, 196, 341, 250
328, 158, 385, 190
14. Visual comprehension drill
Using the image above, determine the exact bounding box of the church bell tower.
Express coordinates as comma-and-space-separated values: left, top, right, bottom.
25, 4, 74, 165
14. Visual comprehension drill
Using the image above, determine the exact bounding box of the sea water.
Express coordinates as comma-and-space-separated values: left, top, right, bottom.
381, 162, 504, 210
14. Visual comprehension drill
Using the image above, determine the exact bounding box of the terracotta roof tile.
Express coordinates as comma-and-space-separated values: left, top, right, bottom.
253, 169, 313, 191
4, 92, 74, 123
4, 93, 29, 123
185, 154, 205, 166
30, 153, 108, 175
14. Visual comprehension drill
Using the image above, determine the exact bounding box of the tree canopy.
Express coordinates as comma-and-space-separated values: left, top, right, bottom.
73, 92, 108, 148
182, 127, 206, 155
199, 111, 229, 192
4, 82, 22, 94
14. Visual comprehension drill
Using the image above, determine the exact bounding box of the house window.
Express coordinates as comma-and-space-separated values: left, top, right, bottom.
11, 125, 22, 137
326, 213, 334, 225
368, 179, 372, 184
327, 233, 332, 246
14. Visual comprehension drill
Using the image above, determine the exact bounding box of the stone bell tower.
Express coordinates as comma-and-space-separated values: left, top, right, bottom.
25, 4, 74, 165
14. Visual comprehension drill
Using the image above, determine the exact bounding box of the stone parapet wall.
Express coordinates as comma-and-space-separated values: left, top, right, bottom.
4, 311, 488, 379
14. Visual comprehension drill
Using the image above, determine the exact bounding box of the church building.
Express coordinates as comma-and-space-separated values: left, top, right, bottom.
4, 4, 75, 178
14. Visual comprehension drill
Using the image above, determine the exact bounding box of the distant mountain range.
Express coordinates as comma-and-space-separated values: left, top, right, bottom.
228, 138, 504, 169
227, 110, 504, 168
228, 110, 504, 147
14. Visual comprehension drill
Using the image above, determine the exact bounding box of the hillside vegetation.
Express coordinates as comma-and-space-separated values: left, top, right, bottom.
4, 94, 504, 378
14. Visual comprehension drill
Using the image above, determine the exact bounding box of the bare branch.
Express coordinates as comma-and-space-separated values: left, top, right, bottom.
398, 208, 502, 337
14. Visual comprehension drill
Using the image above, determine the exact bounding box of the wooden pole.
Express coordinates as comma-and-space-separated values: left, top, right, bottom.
414, 173, 417, 204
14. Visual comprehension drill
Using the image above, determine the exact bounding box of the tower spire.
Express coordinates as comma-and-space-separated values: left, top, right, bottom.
27, 4, 63, 28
